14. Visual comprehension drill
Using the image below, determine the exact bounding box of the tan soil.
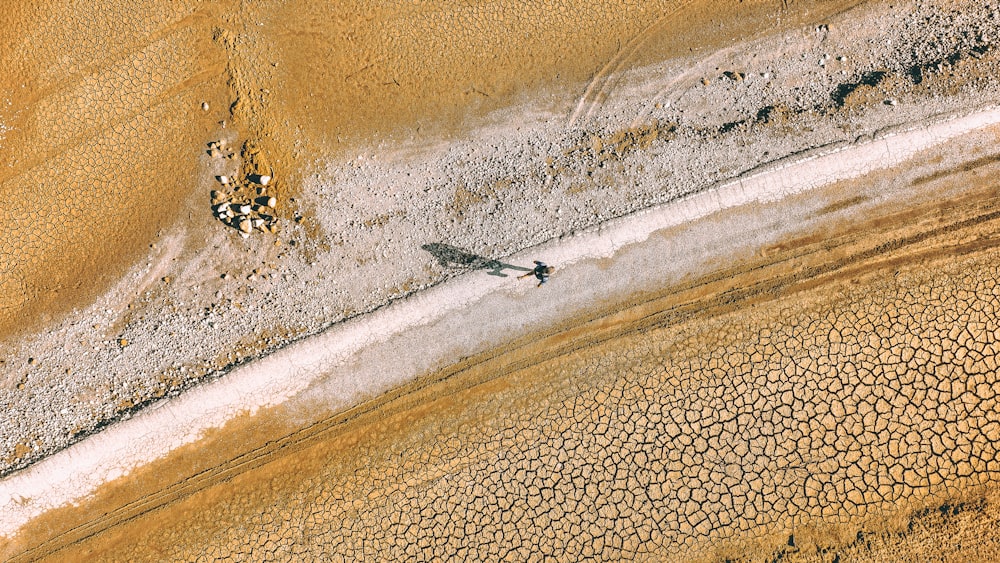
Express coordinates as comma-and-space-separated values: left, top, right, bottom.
8, 125, 1000, 561
0, 0, 834, 341
6, 0, 1000, 560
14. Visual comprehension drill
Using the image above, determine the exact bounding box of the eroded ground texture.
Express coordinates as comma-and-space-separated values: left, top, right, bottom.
6, 0, 1000, 560
6, 0, 1000, 480
16, 145, 1000, 561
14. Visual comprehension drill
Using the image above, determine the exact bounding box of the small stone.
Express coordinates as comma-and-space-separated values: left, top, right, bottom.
119, 338, 129, 347
238, 204, 252, 214
239, 231, 250, 239
252, 218, 266, 229
162, 276, 172, 283
221, 273, 230, 280
217, 175, 230, 185
239, 218, 252, 233
202, 101, 209, 111
256, 196, 277, 208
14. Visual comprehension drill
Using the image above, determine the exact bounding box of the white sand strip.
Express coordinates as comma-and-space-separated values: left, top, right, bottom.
2, 106, 999, 539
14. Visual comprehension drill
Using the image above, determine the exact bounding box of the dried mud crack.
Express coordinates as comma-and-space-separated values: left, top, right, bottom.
10, 137, 1000, 561
5, 0, 1000, 560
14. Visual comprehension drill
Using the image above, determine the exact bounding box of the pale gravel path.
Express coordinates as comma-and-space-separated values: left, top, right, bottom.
3, 106, 999, 539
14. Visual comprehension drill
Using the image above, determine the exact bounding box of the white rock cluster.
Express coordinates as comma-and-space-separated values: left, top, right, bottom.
210, 176, 279, 238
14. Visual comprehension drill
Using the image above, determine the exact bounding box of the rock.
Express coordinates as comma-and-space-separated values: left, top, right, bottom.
119, 338, 129, 347
256, 196, 277, 208
238, 204, 252, 214
202, 101, 209, 111
217, 175, 230, 185
251, 174, 272, 186
239, 218, 253, 233
251, 218, 265, 229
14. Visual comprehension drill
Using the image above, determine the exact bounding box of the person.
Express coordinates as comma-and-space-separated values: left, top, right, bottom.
518, 261, 555, 287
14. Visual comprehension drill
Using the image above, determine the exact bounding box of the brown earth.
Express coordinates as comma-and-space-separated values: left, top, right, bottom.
0, 0, 859, 341
6, 0, 1000, 560
0, 1, 226, 338
9, 132, 1000, 561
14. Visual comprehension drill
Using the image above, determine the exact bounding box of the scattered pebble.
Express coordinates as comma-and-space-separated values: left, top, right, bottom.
201, 102, 209, 111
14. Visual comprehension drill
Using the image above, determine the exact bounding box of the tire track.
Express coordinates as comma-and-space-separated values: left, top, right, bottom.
567, 0, 694, 128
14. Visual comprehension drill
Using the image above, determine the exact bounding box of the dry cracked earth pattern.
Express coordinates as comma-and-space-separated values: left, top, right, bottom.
24, 165, 1000, 562
8, 0, 1000, 561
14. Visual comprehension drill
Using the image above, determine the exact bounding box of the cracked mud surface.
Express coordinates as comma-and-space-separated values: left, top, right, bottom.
5, 0, 1000, 478
6, 0, 1000, 560
11, 134, 1000, 561
0, 2, 1000, 482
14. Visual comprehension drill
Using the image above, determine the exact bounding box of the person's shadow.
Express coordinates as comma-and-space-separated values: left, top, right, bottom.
421, 243, 532, 277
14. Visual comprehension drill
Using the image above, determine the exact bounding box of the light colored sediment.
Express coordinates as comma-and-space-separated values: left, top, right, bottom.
11, 119, 1000, 561
5, 0, 1000, 559
2, 105, 999, 547
6, 0, 1000, 480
